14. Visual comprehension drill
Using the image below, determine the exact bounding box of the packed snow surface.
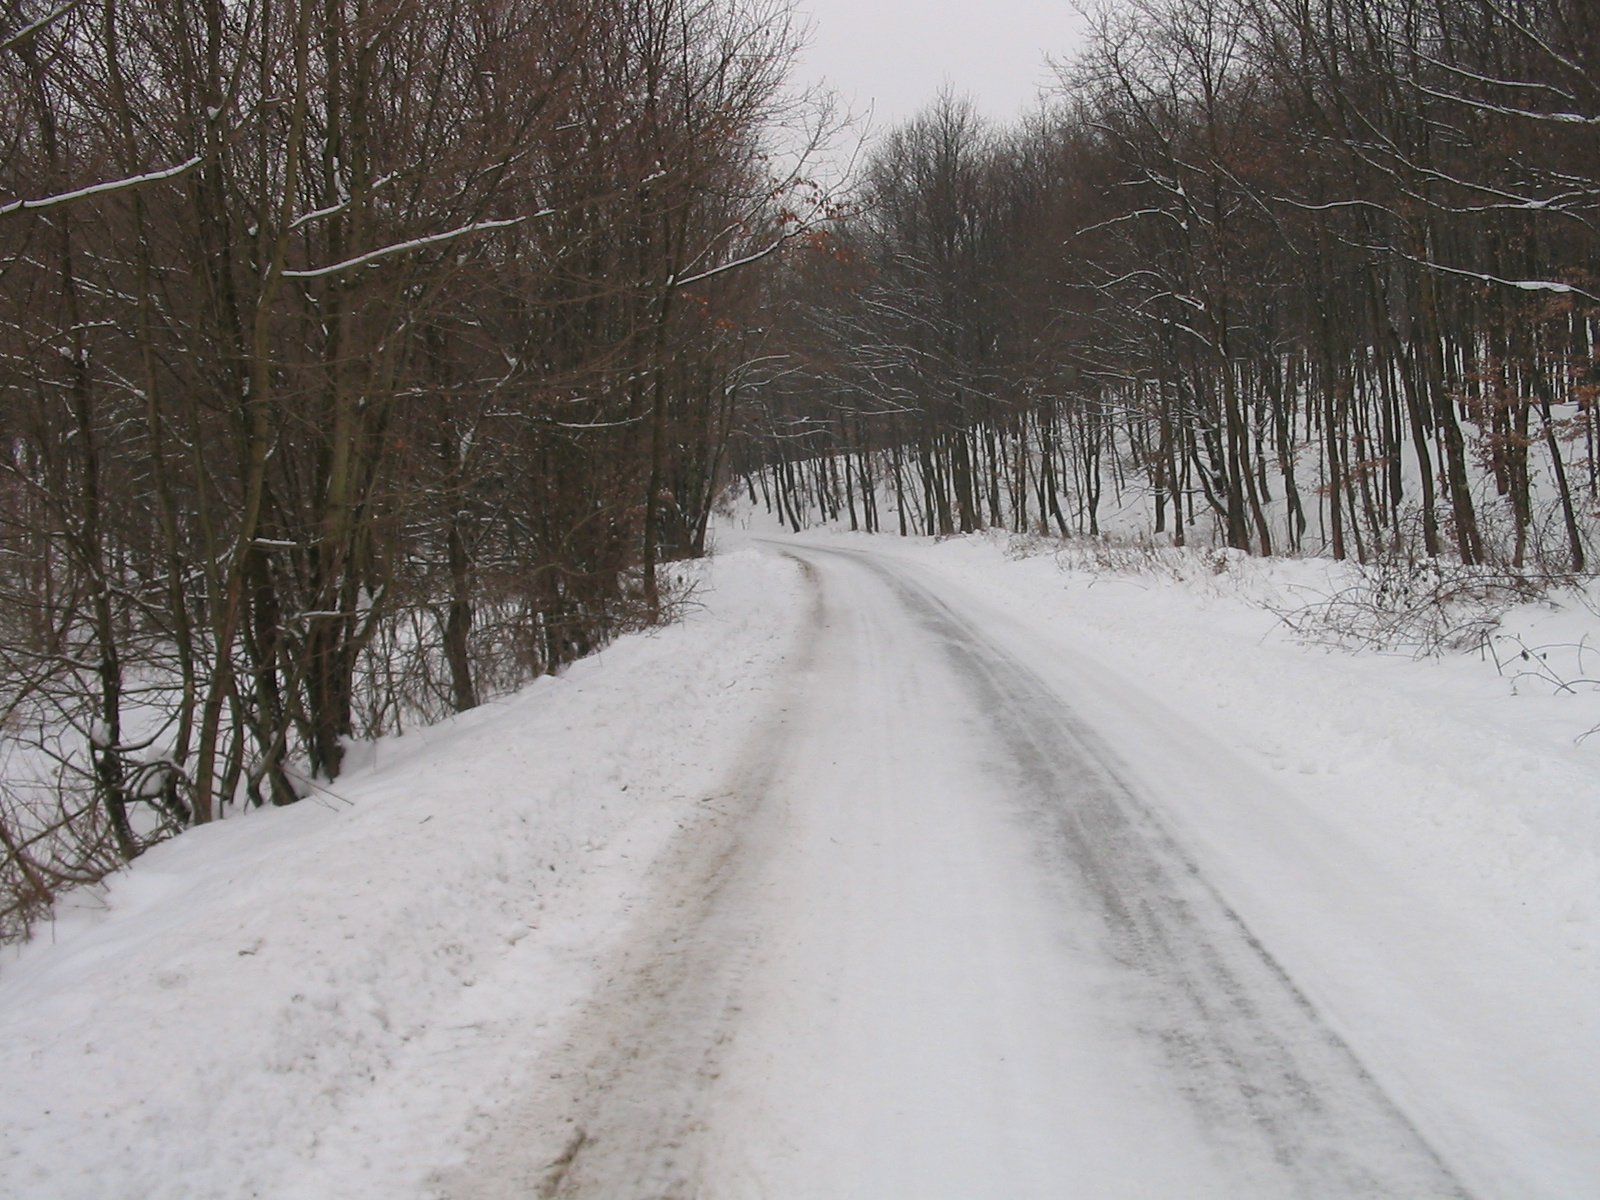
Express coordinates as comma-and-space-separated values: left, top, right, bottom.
2, 532, 1597, 1198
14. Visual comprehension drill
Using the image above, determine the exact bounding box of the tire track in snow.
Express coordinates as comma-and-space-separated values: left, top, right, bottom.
443, 542, 1474, 1199
434, 558, 825, 1200
830, 543, 1474, 1199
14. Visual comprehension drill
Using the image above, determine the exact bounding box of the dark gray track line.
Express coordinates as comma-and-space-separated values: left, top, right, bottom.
831, 544, 1472, 1199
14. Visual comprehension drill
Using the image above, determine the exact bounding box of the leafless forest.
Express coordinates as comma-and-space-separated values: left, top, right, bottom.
751, 0, 1600, 574
3, 0, 1598, 934
0, 0, 820, 934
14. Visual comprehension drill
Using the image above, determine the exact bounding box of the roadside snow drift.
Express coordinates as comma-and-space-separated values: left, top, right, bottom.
0, 549, 808, 1200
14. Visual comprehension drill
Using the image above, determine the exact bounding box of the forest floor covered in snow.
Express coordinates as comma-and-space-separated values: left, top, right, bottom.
2, 525, 1597, 1199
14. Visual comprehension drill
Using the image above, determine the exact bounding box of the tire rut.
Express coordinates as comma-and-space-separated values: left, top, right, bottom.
835, 546, 1473, 1200
434, 558, 825, 1200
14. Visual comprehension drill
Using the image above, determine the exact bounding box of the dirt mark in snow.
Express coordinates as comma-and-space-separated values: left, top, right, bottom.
433, 557, 824, 1200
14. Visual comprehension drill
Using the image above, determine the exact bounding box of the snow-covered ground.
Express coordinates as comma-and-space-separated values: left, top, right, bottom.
3, 527, 1597, 1198
772, 528, 1600, 1199
0, 551, 809, 1199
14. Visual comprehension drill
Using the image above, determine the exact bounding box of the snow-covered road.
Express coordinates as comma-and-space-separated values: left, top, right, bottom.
444, 542, 1471, 1199
6, 534, 1595, 1199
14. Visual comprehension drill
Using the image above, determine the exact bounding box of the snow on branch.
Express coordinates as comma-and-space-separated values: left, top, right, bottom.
1412, 79, 1600, 127
0, 1, 80, 52
281, 215, 537, 279
289, 172, 399, 230
669, 235, 788, 290
1407, 255, 1600, 304
0, 155, 203, 218
1068, 208, 1188, 240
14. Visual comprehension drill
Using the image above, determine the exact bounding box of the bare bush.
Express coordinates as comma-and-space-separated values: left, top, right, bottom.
1273, 560, 1569, 657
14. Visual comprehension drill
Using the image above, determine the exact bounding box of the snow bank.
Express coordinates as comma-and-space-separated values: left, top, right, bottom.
0, 549, 807, 1200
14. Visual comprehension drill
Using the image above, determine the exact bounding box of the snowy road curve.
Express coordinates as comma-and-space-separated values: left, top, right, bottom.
442, 542, 1474, 1200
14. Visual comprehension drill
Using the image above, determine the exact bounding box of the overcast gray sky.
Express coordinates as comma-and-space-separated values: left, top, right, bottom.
789, 0, 1088, 134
